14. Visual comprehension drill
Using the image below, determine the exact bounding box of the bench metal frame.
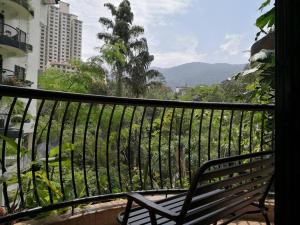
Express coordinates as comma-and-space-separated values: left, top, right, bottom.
119, 151, 274, 225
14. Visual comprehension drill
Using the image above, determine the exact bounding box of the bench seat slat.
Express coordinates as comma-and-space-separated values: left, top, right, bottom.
190, 174, 272, 209
127, 193, 187, 218
197, 165, 274, 195
184, 194, 262, 225
201, 157, 273, 181
185, 186, 267, 222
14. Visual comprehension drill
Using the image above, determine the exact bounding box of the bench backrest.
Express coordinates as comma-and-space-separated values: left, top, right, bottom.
180, 151, 274, 224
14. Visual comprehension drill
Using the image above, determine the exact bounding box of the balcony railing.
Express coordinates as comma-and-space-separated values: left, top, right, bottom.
0, 85, 275, 223
0, 69, 14, 83
0, 23, 33, 53
0, 68, 31, 87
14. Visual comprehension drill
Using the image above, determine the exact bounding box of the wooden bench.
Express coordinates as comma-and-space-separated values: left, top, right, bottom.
118, 151, 274, 225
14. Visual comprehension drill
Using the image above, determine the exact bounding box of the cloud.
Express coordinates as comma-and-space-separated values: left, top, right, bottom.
130, 0, 193, 27
63, 0, 193, 60
219, 34, 243, 56
152, 36, 206, 68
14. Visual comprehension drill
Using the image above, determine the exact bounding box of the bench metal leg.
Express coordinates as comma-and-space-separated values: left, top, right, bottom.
149, 212, 158, 225
122, 199, 133, 225
262, 212, 271, 225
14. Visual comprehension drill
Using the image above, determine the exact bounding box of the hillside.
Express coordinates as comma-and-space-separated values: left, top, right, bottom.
154, 62, 246, 89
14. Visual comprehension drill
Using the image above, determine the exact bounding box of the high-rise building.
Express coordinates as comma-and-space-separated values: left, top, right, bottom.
40, 1, 82, 71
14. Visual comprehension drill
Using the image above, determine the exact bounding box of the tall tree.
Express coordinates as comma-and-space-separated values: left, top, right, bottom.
98, 0, 163, 97
98, 0, 144, 96
125, 38, 164, 98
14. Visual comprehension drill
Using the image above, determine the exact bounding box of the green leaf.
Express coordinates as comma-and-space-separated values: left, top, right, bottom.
256, 7, 275, 29
49, 143, 75, 157
0, 134, 28, 156
36, 172, 63, 198
259, 0, 271, 10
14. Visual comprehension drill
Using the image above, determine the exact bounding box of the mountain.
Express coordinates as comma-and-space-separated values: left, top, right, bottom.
154, 62, 246, 89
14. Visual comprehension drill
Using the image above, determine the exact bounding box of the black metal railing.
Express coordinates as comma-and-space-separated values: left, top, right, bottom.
0, 85, 275, 223
0, 23, 32, 52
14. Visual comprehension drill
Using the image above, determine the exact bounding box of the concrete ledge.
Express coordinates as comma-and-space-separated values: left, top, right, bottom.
15, 197, 274, 225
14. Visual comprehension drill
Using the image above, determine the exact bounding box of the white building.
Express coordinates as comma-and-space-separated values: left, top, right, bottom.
46, 61, 78, 73
40, 1, 82, 71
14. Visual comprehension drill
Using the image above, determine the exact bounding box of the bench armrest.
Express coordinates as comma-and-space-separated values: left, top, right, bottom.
127, 193, 178, 219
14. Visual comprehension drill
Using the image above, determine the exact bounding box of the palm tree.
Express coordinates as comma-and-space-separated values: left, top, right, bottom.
125, 39, 164, 98
98, 0, 145, 96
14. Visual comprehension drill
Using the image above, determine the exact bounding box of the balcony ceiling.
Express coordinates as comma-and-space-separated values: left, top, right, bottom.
0, 0, 34, 19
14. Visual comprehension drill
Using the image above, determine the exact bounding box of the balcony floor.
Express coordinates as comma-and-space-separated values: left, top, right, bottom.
225, 222, 273, 225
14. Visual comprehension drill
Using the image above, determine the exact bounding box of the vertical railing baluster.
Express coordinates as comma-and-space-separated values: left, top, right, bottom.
46, 101, 58, 204
168, 108, 176, 188
1, 97, 17, 211
58, 101, 70, 201
188, 109, 194, 184
117, 106, 126, 192
178, 108, 185, 187
71, 103, 81, 198
106, 105, 116, 193
198, 109, 204, 167
238, 111, 244, 155
32, 99, 45, 206
128, 106, 137, 191
94, 104, 106, 194
228, 110, 234, 157
208, 109, 214, 161
83, 104, 93, 196
260, 111, 266, 152
218, 110, 224, 159
138, 107, 147, 189
148, 107, 156, 189
271, 113, 275, 151
17, 98, 31, 208
158, 107, 166, 189
249, 111, 255, 154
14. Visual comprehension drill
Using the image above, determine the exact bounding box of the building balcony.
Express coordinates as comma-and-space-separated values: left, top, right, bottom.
0, 68, 15, 83
0, 0, 34, 18
0, 112, 21, 140
0, 68, 33, 87
0, 23, 33, 57
0, 85, 275, 225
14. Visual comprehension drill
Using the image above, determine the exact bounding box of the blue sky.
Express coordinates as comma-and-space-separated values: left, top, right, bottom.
64, 0, 266, 68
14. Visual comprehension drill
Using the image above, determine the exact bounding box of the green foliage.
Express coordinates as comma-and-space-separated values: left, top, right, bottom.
39, 58, 107, 95
255, 0, 275, 40
101, 42, 127, 68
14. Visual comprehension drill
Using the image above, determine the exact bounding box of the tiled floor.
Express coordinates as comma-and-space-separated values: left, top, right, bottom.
227, 222, 273, 225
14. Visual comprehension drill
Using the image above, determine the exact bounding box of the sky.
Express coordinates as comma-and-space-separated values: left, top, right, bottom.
63, 0, 266, 68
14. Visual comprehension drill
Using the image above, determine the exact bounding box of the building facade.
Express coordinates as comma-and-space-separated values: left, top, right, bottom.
0, 0, 59, 87
40, 1, 82, 72
0, 0, 59, 207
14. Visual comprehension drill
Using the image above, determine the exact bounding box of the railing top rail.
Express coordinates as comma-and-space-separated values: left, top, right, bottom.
0, 85, 274, 110
0, 23, 19, 34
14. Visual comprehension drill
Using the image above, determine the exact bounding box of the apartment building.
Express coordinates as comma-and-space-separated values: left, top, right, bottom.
40, 1, 82, 72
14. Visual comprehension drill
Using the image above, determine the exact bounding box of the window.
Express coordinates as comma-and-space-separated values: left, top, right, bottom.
14, 66, 26, 81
